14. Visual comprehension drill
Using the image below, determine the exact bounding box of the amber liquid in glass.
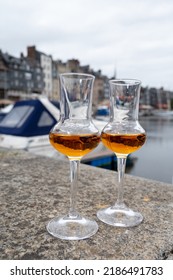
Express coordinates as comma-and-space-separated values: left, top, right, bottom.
49, 132, 100, 158
101, 132, 146, 155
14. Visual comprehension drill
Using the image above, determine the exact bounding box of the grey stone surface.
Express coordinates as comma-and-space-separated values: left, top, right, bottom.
0, 149, 173, 260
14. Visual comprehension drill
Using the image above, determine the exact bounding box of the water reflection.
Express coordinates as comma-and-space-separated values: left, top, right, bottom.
126, 116, 173, 184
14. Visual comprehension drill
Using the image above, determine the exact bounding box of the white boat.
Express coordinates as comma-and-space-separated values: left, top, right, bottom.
0, 97, 108, 160
152, 110, 173, 120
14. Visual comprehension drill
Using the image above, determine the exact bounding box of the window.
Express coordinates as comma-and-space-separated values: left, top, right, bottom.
0, 106, 34, 127
14, 71, 18, 77
25, 72, 32, 80
37, 111, 54, 127
15, 80, 19, 86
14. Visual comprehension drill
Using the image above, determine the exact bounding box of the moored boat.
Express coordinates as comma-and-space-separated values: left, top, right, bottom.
0, 97, 107, 158
0, 97, 61, 155
152, 109, 173, 119
0, 98, 135, 169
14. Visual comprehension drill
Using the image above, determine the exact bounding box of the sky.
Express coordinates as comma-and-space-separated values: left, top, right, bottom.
0, 0, 173, 90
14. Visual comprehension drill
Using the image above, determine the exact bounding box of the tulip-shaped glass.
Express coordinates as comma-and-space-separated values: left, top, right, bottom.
47, 73, 100, 240
97, 79, 146, 227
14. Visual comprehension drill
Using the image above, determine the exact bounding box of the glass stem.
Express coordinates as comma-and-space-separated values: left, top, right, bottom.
69, 159, 80, 218
115, 156, 127, 206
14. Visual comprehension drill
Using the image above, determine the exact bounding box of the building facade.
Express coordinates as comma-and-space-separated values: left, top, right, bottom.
27, 46, 52, 98
1, 45, 172, 110
0, 46, 109, 106
0, 50, 44, 100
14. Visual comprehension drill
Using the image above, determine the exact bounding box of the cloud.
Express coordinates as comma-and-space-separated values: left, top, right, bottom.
0, 0, 173, 90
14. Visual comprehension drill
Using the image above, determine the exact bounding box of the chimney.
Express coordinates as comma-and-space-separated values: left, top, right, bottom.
20, 52, 24, 59
27, 46, 36, 60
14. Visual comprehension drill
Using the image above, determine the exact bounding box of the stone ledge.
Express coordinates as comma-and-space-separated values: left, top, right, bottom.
0, 149, 173, 260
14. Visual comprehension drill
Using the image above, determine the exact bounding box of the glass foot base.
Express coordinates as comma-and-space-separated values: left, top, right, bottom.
47, 214, 98, 240
97, 204, 143, 227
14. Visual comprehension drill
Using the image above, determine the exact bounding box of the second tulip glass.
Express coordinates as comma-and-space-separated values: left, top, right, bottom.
47, 73, 100, 240
97, 79, 146, 227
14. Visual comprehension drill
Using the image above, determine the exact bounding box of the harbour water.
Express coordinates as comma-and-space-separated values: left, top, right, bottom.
126, 116, 173, 184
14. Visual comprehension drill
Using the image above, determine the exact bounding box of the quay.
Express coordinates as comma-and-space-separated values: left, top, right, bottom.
0, 149, 173, 260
